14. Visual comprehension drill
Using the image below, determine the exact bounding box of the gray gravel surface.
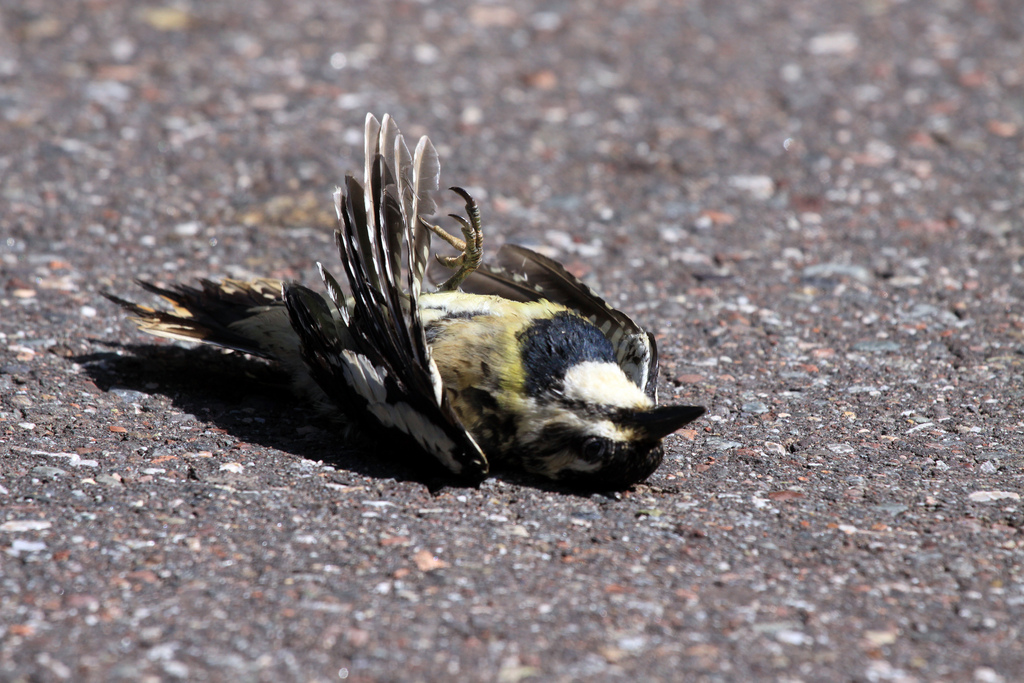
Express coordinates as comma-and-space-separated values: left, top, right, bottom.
2, 1, 1023, 681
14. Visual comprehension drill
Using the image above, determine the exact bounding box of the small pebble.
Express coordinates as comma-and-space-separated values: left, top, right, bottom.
803, 263, 872, 282
873, 504, 909, 516
11, 539, 47, 554
808, 31, 859, 55
968, 491, 1020, 503
0, 519, 51, 532
775, 629, 813, 646
32, 466, 66, 479
174, 221, 201, 236
728, 175, 775, 200
110, 386, 150, 403
980, 451, 1020, 462
853, 340, 902, 353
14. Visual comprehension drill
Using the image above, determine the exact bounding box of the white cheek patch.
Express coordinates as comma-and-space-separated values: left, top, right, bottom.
591, 418, 630, 441
564, 456, 603, 473
562, 361, 652, 410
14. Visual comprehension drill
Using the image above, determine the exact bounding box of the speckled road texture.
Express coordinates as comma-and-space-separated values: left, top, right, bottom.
2, 1, 1022, 681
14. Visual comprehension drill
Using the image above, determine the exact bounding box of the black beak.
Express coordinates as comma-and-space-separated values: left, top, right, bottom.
625, 404, 706, 441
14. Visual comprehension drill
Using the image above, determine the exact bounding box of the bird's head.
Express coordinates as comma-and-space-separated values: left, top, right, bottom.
512, 359, 706, 490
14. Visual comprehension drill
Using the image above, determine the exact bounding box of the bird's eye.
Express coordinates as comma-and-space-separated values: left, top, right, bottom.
580, 436, 610, 463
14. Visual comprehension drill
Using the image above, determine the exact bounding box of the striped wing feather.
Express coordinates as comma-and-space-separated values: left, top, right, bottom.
284, 114, 488, 479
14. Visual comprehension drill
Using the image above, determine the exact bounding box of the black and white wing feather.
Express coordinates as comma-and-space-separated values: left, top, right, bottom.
461, 245, 659, 400
283, 114, 488, 480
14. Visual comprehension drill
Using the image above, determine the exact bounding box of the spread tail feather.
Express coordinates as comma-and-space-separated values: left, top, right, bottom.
102, 278, 297, 361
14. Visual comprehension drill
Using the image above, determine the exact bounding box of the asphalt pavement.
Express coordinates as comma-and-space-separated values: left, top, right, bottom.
2, 1, 1023, 681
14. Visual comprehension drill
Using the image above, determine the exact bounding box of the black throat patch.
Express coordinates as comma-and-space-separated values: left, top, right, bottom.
518, 311, 617, 397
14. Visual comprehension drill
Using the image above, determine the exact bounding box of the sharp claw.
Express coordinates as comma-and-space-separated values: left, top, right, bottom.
448, 214, 473, 240
449, 186, 474, 204
433, 187, 485, 292
435, 253, 465, 269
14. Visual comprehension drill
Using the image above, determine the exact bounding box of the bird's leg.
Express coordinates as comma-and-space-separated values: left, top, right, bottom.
422, 186, 483, 292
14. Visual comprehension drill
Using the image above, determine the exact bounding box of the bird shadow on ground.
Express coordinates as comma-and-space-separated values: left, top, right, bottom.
76, 342, 600, 497
77, 342, 454, 489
